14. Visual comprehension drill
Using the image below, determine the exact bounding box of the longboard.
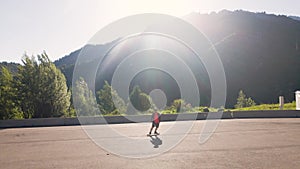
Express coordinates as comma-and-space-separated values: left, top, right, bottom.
147, 133, 160, 136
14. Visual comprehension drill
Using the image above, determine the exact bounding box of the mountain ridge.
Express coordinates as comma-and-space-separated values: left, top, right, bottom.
2, 10, 300, 108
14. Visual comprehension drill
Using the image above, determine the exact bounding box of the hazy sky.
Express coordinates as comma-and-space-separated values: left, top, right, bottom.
1, 0, 300, 63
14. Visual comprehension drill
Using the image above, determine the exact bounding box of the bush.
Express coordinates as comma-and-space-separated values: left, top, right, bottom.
235, 90, 256, 108
168, 99, 193, 113
128, 86, 151, 114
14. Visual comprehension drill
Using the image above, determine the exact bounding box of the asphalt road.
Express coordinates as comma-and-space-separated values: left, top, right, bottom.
1, 118, 300, 169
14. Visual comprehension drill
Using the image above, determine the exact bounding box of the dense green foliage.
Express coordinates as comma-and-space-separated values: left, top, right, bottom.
0, 67, 22, 119
73, 77, 98, 116
97, 81, 126, 115
17, 53, 71, 118
166, 99, 193, 113
235, 90, 256, 108
129, 86, 151, 112
0, 53, 71, 119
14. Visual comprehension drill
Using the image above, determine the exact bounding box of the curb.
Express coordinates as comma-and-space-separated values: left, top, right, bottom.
0, 110, 299, 128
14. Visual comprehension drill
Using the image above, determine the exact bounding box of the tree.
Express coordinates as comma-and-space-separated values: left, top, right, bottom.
169, 99, 192, 113
139, 93, 152, 111
234, 90, 256, 108
129, 86, 151, 112
17, 53, 70, 118
16, 56, 37, 118
73, 77, 98, 116
0, 66, 22, 119
97, 81, 126, 115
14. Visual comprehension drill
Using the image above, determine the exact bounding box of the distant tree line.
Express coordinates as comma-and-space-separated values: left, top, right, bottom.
0, 53, 158, 119
0, 53, 258, 120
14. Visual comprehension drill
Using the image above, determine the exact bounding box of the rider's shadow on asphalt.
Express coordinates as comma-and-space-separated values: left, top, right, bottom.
150, 135, 162, 148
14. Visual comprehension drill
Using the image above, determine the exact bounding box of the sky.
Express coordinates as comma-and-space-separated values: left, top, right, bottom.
1, 0, 300, 63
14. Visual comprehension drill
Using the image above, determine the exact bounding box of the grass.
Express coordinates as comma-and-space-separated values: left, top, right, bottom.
230, 101, 296, 111
161, 102, 296, 114
102, 102, 297, 116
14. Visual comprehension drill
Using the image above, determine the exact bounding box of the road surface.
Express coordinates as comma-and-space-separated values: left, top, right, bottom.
1, 118, 300, 169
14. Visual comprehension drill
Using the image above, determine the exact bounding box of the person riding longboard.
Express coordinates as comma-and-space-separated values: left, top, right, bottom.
148, 111, 161, 136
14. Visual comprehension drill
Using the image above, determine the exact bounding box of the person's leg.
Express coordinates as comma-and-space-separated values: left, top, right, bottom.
154, 123, 159, 134
149, 122, 155, 134
149, 126, 154, 134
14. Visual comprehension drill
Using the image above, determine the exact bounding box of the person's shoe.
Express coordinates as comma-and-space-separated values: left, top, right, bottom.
154, 132, 160, 135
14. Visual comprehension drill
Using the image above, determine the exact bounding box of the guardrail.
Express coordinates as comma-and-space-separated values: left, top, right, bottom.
0, 110, 299, 128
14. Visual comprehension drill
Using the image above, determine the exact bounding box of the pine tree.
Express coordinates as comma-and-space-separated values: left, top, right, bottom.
97, 81, 126, 115
235, 90, 256, 108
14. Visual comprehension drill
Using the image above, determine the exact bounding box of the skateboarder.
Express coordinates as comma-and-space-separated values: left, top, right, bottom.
148, 111, 161, 135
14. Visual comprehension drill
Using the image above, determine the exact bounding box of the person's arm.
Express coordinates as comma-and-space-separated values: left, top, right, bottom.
158, 112, 161, 122
151, 112, 154, 121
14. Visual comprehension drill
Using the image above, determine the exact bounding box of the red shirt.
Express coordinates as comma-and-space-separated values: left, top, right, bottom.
153, 112, 160, 123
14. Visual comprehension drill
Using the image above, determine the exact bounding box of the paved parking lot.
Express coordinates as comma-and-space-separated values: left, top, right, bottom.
1, 118, 300, 169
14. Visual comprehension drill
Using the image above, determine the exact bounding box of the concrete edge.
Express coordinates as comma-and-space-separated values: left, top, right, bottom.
0, 110, 299, 128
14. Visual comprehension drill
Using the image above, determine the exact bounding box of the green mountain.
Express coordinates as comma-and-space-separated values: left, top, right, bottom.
0, 62, 20, 74
187, 10, 300, 106
53, 10, 300, 107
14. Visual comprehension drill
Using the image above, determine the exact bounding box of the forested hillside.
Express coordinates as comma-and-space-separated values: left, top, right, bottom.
54, 10, 300, 107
